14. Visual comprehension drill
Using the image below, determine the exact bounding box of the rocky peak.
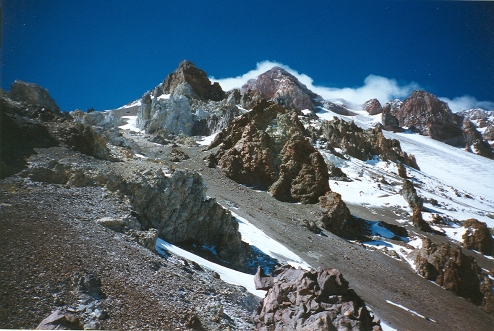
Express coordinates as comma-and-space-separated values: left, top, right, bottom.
391, 90, 463, 141
240, 66, 320, 111
363, 98, 383, 115
161, 60, 225, 101
9, 80, 60, 113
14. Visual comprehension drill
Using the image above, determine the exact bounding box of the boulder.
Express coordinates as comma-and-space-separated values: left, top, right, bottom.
363, 98, 383, 115
10, 80, 60, 113
253, 265, 382, 330
462, 219, 493, 255
36, 310, 82, 330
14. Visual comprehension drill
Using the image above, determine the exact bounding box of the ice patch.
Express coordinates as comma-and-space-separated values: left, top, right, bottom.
119, 116, 143, 133
197, 133, 219, 146
156, 239, 266, 297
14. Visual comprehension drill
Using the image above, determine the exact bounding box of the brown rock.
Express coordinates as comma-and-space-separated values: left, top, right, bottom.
315, 117, 419, 169
409, 238, 493, 314
462, 219, 493, 255
211, 100, 330, 203
240, 67, 319, 111
161, 60, 224, 101
363, 98, 383, 115
397, 163, 407, 178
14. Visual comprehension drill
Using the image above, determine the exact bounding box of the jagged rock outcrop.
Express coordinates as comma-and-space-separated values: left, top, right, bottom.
314, 117, 419, 169
9, 80, 60, 113
392, 90, 463, 142
240, 67, 319, 111
363, 98, 383, 115
136, 61, 241, 136
253, 265, 382, 330
400, 179, 431, 231
209, 99, 330, 203
318, 192, 356, 236
111, 167, 251, 270
381, 100, 402, 131
162, 60, 224, 101
408, 238, 494, 315
385, 91, 494, 158
462, 219, 494, 255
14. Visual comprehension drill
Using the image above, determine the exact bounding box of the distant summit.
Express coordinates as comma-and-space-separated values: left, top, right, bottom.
240, 66, 320, 111
161, 60, 225, 101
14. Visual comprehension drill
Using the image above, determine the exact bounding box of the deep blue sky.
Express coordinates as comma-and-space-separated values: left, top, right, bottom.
2, 0, 493, 111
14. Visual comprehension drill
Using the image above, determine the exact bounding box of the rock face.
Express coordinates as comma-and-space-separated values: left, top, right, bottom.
363, 98, 383, 115
71, 109, 123, 129
392, 90, 463, 142
136, 61, 241, 136
253, 265, 382, 331
112, 168, 250, 270
9, 80, 60, 113
409, 238, 494, 315
162, 60, 224, 101
385, 91, 494, 158
240, 67, 319, 111
315, 117, 419, 169
209, 100, 330, 204
462, 219, 494, 255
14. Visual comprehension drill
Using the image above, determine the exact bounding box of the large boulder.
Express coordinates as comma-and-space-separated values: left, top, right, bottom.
240, 67, 319, 111
9, 80, 60, 113
253, 265, 382, 330
210, 99, 330, 203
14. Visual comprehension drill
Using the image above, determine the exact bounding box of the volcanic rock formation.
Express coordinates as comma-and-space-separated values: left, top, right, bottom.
408, 238, 494, 315
253, 265, 382, 330
314, 117, 419, 169
209, 99, 330, 204
462, 219, 494, 256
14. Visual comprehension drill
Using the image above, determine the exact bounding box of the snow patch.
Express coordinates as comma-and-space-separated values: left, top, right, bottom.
119, 116, 143, 133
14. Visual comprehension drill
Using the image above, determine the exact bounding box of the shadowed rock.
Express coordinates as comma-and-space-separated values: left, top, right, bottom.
253, 265, 382, 330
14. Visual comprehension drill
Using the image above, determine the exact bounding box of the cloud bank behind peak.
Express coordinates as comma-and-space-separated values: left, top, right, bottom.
211, 60, 493, 112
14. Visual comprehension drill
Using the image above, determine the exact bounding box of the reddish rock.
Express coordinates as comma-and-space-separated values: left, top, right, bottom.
462, 219, 493, 255
210, 100, 330, 203
397, 163, 407, 178
392, 90, 463, 142
240, 67, 319, 111
409, 238, 494, 315
161, 60, 225, 101
363, 98, 383, 115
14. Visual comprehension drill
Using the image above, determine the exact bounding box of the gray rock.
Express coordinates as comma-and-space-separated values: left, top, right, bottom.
10, 80, 60, 113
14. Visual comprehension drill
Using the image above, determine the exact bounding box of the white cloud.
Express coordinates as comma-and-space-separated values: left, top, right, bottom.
211, 61, 493, 110
439, 95, 494, 112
